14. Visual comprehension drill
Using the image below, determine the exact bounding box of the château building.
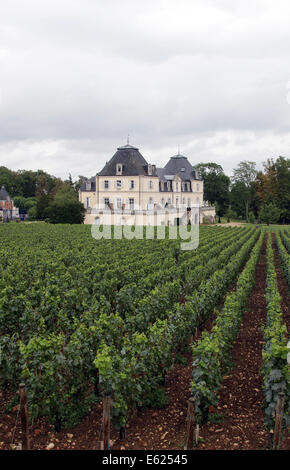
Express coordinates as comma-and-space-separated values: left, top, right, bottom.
79, 142, 215, 225
0, 186, 19, 221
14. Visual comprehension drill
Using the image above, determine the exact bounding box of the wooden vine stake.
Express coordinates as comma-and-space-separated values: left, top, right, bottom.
19, 383, 30, 450
184, 396, 195, 450
188, 334, 193, 346
273, 392, 285, 450
96, 441, 104, 450
195, 424, 200, 445
102, 396, 111, 450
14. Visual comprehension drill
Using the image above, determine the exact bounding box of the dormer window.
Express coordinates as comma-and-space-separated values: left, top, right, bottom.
148, 164, 152, 176
116, 164, 123, 175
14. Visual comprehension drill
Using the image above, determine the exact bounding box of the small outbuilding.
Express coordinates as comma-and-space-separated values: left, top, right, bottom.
0, 186, 19, 221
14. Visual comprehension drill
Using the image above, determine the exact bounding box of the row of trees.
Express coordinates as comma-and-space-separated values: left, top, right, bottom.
1, 155, 289, 225
0, 167, 86, 224
195, 156, 290, 224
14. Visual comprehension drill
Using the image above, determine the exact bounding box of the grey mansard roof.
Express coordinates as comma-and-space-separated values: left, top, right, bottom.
155, 168, 174, 181
98, 144, 149, 176
79, 176, 96, 192
80, 146, 202, 191
163, 154, 201, 181
0, 186, 10, 201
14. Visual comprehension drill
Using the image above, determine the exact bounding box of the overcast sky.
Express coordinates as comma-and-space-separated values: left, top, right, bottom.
1, 0, 290, 179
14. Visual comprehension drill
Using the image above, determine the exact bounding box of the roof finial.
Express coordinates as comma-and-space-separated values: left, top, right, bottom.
127, 134, 130, 145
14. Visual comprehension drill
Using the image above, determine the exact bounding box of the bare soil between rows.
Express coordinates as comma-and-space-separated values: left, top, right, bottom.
0, 233, 289, 451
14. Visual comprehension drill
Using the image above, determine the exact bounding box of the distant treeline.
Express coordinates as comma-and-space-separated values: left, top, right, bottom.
0, 167, 87, 223
195, 156, 290, 224
0, 155, 289, 224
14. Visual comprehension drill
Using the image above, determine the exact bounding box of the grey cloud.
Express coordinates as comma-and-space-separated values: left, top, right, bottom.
0, 0, 290, 178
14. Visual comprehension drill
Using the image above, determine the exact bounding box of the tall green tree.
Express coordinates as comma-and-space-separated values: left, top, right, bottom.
35, 173, 61, 219
13, 196, 27, 212
13, 196, 37, 212
194, 163, 230, 216
275, 156, 290, 224
47, 184, 85, 224
232, 161, 257, 222
0, 167, 17, 195
254, 158, 278, 208
253, 156, 289, 224
229, 181, 247, 219
259, 202, 280, 225
15, 170, 38, 197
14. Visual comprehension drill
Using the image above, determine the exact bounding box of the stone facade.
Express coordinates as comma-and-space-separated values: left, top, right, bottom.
0, 186, 19, 221
79, 143, 215, 225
